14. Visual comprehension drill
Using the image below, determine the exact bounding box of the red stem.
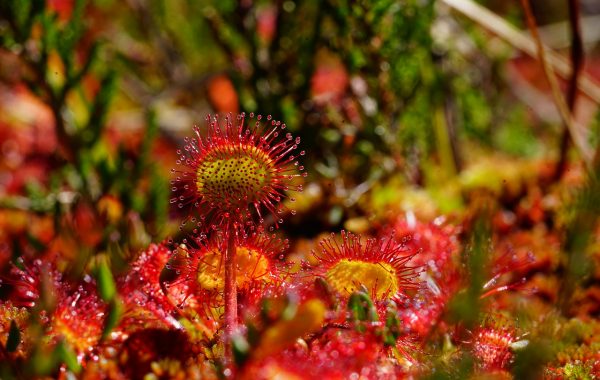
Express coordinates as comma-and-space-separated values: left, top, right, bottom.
223, 221, 237, 372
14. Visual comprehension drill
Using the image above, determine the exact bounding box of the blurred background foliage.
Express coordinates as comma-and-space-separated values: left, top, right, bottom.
1, 0, 600, 377
1, 0, 597, 236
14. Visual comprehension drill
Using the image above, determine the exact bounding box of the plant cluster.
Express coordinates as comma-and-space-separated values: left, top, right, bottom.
1, 0, 600, 379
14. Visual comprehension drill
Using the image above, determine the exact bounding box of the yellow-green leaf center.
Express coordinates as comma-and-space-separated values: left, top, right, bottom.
196, 145, 275, 210
197, 247, 270, 291
325, 259, 398, 300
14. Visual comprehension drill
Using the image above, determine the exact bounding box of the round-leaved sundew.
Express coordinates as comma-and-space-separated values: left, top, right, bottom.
171, 113, 306, 232
171, 231, 289, 306
313, 231, 421, 302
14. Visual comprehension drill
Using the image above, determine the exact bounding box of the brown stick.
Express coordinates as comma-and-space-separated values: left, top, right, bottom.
441, 0, 600, 105
555, 0, 584, 179
518, 0, 592, 167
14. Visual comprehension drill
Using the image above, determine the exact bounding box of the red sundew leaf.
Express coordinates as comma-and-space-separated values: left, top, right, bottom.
49, 285, 107, 355
239, 310, 419, 379
311, 231, 421, 303
472, 324, 517, 372
395, 290, 450, 339
494, 229, 560, 274
117, 243, 184, 331
171, 112, 306, 233
167, 231, 292, 323
389, 216, 461, 281
386, 218, 460, 339
0, 258, 63, 309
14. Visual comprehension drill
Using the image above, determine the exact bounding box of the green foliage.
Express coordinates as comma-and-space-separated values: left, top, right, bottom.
562, 362, 594, 380
448, 210, 491, 328
5, 320, 21, 353
494, 106, 541, 157
347, 290, 378, 323
102, 298, 123, 340
29, 340, 81, 376
512, 339, 553, 379
96, 260, 116, 301
559, 132, 600, 312
0, 0, 168, 261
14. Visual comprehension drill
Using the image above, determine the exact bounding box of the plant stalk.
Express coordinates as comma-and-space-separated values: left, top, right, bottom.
223, 221, 238, 371
555, 0, 584, 180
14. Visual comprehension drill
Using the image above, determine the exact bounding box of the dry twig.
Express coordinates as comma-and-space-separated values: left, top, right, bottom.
441, 0, 600, 104
556, 0, 584, 178
442, 0, 594, 167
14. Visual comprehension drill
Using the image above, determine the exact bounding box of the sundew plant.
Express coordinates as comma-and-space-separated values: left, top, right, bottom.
1, 0, 600, 379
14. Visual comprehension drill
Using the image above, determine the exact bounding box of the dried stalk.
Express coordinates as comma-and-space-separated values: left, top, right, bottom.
556, 0, 584, 178
440, 0, 600, 104
441, 0, 594, 167
518, 0, 592, 167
